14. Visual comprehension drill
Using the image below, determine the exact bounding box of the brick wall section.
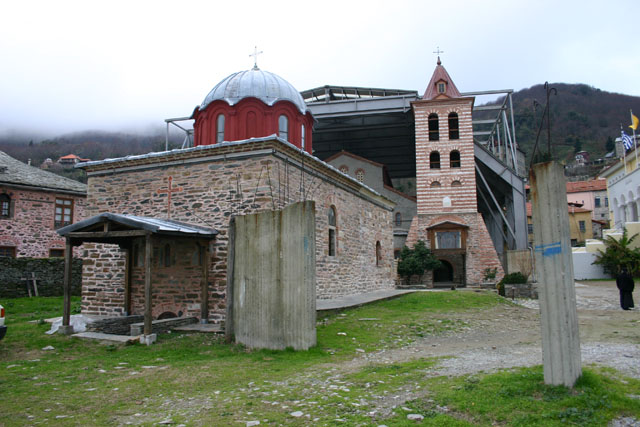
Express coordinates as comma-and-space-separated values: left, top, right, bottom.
407, 212, 504, 286
413, 97, 477, 215
0, 186, 85, 257
80, 139, 395, 322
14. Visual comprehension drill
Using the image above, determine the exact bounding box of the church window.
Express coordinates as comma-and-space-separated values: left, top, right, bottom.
451, 180, 461, 187
450, 150, 461, 168
430, 151, 440, 169
376, 241, 382, 266
0, 246, 16, 258
216, 114, 225, 143
0, 194, 10, 218
438, 82, 446, 94
278, 115, 289, 141
301, 124, 306, 150
54, 198, 73, 228
435, 231, 461, 249
395, 212, 402, 226
448, 112, 459, 139
431, 181, 441, 187
339, 165, 348, 174
328, 206, 337, 256
428, 114, 439, 141
49, 248, 64, 258
355, 169, 365, 182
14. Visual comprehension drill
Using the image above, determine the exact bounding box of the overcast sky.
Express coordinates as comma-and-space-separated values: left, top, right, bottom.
1, 0, 637, 137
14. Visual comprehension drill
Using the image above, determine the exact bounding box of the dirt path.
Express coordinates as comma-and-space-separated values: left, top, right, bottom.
349, 281, 640, 379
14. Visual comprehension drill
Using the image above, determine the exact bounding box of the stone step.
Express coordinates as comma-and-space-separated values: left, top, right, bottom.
72, 331, 140, 344
130, 316, 198, 336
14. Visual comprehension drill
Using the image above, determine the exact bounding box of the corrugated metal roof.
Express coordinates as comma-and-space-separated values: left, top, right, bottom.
57, 212, 218, 237
200, 68, 308, 114
0, 151, 87, 195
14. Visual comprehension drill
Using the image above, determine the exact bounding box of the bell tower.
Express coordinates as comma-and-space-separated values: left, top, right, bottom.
406, 57, 504, 286
413, 56, 477, 215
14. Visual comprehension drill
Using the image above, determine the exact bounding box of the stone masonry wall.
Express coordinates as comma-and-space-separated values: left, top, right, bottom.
81, 142, 395, 322
0, 257, 83, 298
0, 186, 85, 258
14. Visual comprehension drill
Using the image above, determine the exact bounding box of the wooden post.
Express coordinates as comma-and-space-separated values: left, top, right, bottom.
124, 246, 132, 316
225, 218, 235, 342
144, 233, 153, 336
60, 238, 74, 335
200, 241, 210, 323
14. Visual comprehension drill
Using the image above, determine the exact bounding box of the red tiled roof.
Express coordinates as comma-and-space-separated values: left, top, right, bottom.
422, 59, 462, 100
566, 179, 607, 193
527, 202, 591, 217
324, 150, 385, 168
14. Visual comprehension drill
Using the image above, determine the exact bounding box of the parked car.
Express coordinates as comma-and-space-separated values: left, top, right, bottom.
0, 304, 6, 340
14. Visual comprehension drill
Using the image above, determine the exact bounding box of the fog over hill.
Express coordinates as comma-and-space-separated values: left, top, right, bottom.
1, 83, 639, 183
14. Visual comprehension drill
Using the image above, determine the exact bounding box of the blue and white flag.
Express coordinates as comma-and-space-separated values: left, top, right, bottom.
622, 131, 634, 150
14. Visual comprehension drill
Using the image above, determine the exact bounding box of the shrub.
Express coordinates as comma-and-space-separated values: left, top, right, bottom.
502, 272, 528, 284
397, 241, 442, 278
592, 228, 640, 276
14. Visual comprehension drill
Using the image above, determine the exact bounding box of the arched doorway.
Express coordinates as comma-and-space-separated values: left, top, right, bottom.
434, 260, 454, 283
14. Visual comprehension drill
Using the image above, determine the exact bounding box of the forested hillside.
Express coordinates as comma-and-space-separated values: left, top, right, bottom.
505, 83, 640, 164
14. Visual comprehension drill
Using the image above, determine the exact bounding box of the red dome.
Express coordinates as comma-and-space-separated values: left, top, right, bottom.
192, 69, 314, 153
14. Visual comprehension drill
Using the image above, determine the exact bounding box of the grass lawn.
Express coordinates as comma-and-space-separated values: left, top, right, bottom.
0, 292, 638, 426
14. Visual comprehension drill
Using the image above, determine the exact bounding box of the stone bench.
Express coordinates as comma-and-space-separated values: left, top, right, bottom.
130, 316, 198, 336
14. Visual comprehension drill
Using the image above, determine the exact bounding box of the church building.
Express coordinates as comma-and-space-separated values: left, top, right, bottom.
73, 66, 396, 324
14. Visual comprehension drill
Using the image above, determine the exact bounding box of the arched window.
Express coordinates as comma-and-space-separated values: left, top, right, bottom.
216, 114, 225, 143
395, 212, 402, 226
355, 169, 365, 182
428, 113, 439, 141
430, 151, 440, 169
339, 165, 348, 174
431, 181, 441, 187
0, 194, 10, 218
278, 115, 289, 141
376, 241, 382, 266
301, 124, 306, 150
328, 206, 337, 256
448, 112, 459, 139
451, 180, 462, 187
450, 150, 461, 168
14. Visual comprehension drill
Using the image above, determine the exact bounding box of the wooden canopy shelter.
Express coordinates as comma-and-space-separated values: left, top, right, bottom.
57, 213, 218, 337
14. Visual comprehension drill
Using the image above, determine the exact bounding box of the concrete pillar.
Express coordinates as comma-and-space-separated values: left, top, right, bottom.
530, 162, 581, 387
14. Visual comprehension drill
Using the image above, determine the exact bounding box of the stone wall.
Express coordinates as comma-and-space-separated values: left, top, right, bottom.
0, 257, 82, 298
80, 139, 395, 323
0, 186, 85, 258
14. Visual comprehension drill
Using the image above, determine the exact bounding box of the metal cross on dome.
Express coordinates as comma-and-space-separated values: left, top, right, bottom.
250, 46, 263, 70
433, 46, 444, 64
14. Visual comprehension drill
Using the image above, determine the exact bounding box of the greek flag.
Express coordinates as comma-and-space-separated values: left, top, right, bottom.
622, 131, 634, 150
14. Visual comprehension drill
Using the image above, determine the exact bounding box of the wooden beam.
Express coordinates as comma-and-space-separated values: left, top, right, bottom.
62, 238, 73, 327
67, 230, 149, 239
200, 241, 210, 323
144, 234, 153, 336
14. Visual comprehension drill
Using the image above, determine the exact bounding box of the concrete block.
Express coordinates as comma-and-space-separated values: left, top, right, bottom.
139, 334, 156, 346
58, 325, 74, 335
530, 162, 582, 387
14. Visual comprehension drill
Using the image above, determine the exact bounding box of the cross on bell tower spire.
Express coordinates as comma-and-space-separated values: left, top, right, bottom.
433, 46, 444, 65
250, 46, 263, 70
